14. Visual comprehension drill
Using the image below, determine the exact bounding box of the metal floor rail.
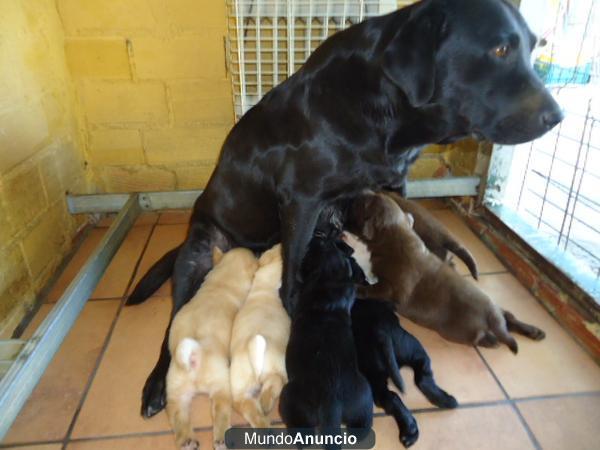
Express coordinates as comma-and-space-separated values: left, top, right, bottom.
0, 176, 479, 439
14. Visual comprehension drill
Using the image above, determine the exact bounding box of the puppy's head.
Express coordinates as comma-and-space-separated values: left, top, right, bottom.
258, 243, 282, 267
301, 232, 367, 288
211, 246, 258, 278
350, 193, 410, 240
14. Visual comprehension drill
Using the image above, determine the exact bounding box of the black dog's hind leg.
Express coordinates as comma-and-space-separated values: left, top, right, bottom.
127, 245, 181, 305
279, 199, 323, 315
370, 376, 419, 448
398, 331, 458, 409
141, 221, 231, 418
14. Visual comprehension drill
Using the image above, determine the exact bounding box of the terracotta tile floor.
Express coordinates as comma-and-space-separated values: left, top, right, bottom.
2, 206, 599, 450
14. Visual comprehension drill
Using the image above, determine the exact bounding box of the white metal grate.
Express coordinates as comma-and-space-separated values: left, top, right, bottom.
486, 0, 600, 299
226, 0, 405, 119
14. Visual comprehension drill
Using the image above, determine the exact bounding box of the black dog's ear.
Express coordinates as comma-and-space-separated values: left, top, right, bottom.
382, 1, 447, 107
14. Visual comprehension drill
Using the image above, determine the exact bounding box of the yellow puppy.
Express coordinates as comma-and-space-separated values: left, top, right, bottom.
166, 247, 258, 450
230, 244, 290, 427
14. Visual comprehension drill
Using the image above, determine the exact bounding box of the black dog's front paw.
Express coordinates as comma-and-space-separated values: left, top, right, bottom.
400, 416, 419, 448
141, 370, 166, 418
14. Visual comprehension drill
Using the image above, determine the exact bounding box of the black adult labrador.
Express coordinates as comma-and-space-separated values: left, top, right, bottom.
128, 0, 563, 417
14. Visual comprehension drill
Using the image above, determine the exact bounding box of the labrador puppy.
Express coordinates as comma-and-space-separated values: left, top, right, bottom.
279, 232, 373, 443
349, 193, 545, 351
230, 244, 290, 427
352, 298, 457, 448
128, 0, 562, 417
385, 192, 479, 279
166, 248, 258, 450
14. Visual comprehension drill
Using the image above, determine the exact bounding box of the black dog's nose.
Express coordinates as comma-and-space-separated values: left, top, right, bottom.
541, 108, 564, 130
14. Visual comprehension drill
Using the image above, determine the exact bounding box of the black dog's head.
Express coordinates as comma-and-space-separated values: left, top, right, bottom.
301, 230, 368, 290
382, 0, 563, 144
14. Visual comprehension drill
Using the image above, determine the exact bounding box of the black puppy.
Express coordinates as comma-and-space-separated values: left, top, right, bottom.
129, 0, 562, 417
352, 298, 457, 448
279, 232, 373, 446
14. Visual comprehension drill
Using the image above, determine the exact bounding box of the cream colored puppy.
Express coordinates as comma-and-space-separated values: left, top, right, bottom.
230, 244, 290, 427
166, 247, 258, 450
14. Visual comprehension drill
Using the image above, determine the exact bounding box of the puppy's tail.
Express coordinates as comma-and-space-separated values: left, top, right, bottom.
175, 337, 202, 371
248, 335, 267, 379
446, 241, 479, 280
488, 311, 518, 354
126, 245, 180, 305
382, 336, 404, 393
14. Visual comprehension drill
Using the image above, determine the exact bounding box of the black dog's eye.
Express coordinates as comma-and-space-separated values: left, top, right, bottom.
493, 45, 510, 58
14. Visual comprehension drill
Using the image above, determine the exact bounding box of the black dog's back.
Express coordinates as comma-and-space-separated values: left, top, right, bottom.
351, 299, 457, 448
279, 234, 373, 443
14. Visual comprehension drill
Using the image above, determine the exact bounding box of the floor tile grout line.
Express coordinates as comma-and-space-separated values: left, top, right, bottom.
0, 439, 64, 449
513, 390, 600, 403
474, 347, 542, 450
59, 220, 162, 450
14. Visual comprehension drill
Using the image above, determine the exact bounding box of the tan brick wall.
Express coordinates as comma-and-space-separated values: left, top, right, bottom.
0, 0, 90, 336
409, 140, 481, 181
57, 0, 473, 192
58, 0, 234, 192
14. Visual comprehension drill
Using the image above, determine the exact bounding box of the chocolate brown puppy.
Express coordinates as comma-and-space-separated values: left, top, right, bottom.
348, 193, 545, 352
385, 191, 479, 279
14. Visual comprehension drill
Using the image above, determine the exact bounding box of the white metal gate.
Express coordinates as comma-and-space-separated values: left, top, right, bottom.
226, 0, 402, 119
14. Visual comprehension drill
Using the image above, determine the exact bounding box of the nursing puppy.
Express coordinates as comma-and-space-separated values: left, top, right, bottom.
230, 244, 290, 427
166, 248, 258, 450
385, 191, 479, 279
352, 298, 457, 448
349, 193, 545, 352
279, 232, 373, 443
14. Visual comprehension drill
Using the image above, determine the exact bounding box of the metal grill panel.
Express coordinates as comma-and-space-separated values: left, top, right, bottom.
486, 0, 600, 298
226, 1, 404, 119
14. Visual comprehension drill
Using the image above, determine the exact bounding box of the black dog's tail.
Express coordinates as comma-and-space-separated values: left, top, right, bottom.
126, 245, 181, 305
382, 335, 405, 393
446, 241, 479, 280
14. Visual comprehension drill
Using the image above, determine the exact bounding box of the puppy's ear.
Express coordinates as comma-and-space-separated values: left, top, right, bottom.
382, 1, 447, 107
212, 246, 224, 265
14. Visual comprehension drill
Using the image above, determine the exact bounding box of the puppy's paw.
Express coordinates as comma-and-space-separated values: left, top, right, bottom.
400, 417, 419, 448
213, 439, 227, 450
181, 439, 200, 450
437, 391, 458, 409
529, 327, 546, 341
